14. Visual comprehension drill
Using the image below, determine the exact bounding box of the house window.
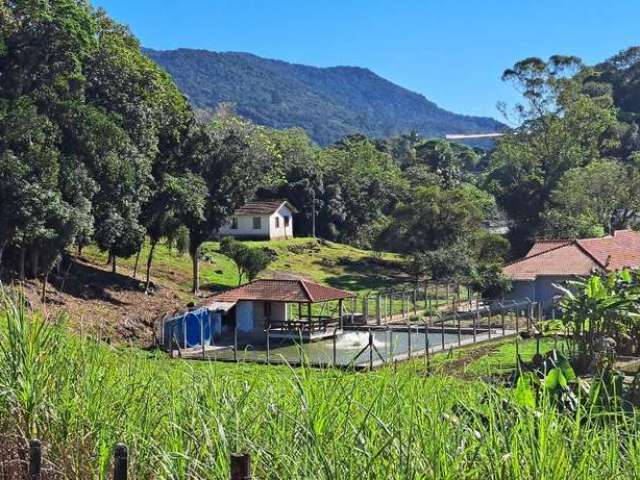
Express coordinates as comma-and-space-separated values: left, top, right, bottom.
231, 217, 238, 230
263, 301, 271, 318
284, 216, 290, 227
275, 217, 280, 228
253, 217, 262, 230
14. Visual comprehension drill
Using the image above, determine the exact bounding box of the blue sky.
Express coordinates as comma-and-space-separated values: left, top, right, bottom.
93, 0, 640, 121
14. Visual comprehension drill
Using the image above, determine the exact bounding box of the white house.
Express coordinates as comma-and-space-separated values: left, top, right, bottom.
219, 200, 297, 240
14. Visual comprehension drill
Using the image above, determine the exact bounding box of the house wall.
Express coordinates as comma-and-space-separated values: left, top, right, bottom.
504, 276, 571, 311
535, 276, 570, 308
235, 300, 288, 343
219, 214, 271, 239
269, 205, 294, 240
219, 205, 295, 240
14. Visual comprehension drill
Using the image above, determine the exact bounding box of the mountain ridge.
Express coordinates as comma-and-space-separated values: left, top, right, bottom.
145, 47, 505, 145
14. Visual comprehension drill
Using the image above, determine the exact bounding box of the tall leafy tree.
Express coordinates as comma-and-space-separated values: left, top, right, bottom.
488, 56, 621, 252
543, 160, 640, 238
183, 115, 269, 293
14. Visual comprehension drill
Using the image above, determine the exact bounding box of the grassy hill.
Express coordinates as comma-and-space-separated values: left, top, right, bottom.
14, 238, 407, 345
145, 48, 505, 146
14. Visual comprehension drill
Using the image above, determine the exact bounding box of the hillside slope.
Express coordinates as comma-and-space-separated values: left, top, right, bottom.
145, 48, 505, 145
15, 239, 406, 345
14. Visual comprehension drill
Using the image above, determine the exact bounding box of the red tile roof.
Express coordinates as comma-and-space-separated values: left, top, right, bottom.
234, 200, 298, 216
210, 279, 355, 303
525, 240, 571, 258
504, 230, 640, 281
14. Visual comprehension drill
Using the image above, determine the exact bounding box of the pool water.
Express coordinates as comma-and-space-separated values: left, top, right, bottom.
212, 329, 479, 367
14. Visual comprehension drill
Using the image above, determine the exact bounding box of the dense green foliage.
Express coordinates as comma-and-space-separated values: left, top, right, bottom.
1, 300, 640, 479
488, 52, 640, 251
558, 269, 640, 358
145, 48, 505, 146
220, 236, 273, 285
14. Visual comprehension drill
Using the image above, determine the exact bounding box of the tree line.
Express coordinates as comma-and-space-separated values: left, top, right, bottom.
2, 1, 640, 298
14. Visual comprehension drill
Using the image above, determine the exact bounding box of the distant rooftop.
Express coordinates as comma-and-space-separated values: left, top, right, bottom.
210, 278, 355, 303
504, 230, 640, 280
234, 200, 298, 216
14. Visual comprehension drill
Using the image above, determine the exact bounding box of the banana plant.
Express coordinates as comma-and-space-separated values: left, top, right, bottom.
555, 269, 640, 359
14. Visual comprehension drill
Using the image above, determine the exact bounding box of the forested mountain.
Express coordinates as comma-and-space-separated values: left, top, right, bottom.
145, 48, 505, 146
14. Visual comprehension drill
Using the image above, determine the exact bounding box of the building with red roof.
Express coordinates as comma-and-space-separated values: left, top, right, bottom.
207, 278, 355, 342
503, 230, 640, 306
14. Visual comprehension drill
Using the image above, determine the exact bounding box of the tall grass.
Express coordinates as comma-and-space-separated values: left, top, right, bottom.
0, 296, 639, 479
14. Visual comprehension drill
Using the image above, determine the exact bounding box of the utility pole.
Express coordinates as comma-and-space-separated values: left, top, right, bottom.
311, 188, 316, 239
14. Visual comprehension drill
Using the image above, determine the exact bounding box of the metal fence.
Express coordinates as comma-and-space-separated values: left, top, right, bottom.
166, 298, 542, 370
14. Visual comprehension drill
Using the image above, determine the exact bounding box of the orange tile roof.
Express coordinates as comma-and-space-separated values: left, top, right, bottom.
525, 240, 571, 257
210, 279, 355, 303
504, 230, 640, 281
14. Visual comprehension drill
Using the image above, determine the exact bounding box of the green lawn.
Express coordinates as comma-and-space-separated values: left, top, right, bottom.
81, 237, 408, 296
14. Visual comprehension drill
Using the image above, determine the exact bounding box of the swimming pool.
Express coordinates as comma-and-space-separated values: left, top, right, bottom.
195, 327, 507, 368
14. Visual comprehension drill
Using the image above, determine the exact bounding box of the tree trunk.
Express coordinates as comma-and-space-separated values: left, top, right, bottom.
111, 254, 117, 274
0, 239, 6, 275
145, 240, 158, 293
190, 244, 200, 294
31, 247, 39, 280
77, 243, 83, 257
41, 270, 49, 304
133, 249, 142, 279
60, 260, 73, 293
19, 247, 25, 281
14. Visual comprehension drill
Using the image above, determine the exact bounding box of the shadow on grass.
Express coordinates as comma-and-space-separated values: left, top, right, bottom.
325, 273, 406, 292
48, 259, 138, 306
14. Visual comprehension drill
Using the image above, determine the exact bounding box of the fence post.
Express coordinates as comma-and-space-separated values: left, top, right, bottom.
413, 288, 417, 316
29, 439, 42, 480
369, 329, 374, 370
230, 453, 251, 480
473, 308, 478, 344
407, 324, 412, 358
376, 293, 382, 326
113, 443, 128, 480
488, 305, 492, 340
266, 326, 270, 365
441, 318, 445, 351
456, 311, 461, 347
424, 322, 430, 372
363, 295, 369, 324
333, 332, 337, 366
233, 325, 238, 362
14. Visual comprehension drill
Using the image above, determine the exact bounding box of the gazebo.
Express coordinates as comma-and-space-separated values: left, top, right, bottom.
210, 278, 355, 341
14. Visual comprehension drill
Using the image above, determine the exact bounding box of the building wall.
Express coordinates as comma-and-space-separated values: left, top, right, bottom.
268, 205, 294, 240
235, 300, 289, 343
219, 204, 295, 240
504, 276, 571, 310
535, 276, 570, 308
504, 280, 536, 304
219, 214, 270, 239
